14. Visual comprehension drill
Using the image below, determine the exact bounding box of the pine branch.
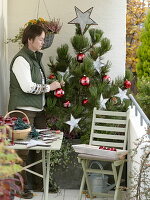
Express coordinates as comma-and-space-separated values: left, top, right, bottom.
89, 28, 104, 45
71, 35, 90, 53
98, 38, 112, 56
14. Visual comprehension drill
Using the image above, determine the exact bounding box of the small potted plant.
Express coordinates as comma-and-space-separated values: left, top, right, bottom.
8, 17, 62, 49
0, 125, 23, 200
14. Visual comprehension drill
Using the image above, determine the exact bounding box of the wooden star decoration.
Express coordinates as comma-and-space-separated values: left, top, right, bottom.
58, 68, 69, 80
93, 57, 104, 73
65, 114, 81, 133
68, 6, 98, 34
99, 94, 109, 109
115, 88, 129, 102
26, 139, 51, 148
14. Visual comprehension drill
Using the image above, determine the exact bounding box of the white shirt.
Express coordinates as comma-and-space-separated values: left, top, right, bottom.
12, 56, 50, 111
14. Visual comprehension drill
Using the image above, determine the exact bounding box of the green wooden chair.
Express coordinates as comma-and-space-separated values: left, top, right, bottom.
78, 107, 130, 200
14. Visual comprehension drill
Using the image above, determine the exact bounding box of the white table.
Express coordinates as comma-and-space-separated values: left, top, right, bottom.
8, 132, 63, 200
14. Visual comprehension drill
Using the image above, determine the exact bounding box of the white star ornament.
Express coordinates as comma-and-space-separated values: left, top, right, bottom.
93, 57, 104, 73
58, 68, 69, 80
65, 114, 81, 133
115, 88, 129, 102
99, 94, 108, 109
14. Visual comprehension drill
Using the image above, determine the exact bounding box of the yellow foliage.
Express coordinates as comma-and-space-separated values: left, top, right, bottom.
126, 0, 150, 72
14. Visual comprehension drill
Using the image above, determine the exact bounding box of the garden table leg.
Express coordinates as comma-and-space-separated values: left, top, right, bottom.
43, 150, 51, 200
42, 150, 46, 197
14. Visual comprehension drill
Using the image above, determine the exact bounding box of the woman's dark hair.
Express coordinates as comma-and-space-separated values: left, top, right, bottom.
22, 24, 46, 45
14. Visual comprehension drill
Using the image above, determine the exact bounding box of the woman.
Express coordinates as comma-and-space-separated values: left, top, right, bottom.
8, 24, 61, 199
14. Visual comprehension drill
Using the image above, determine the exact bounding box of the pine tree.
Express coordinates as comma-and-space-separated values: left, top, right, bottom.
136, 11, 150, 78
46, 25, 131, 143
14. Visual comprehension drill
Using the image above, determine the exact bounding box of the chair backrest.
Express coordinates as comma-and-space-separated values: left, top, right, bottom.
89, 108, 130, 150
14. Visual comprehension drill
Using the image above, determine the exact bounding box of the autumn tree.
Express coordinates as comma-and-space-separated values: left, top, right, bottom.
126, 0, 150, 72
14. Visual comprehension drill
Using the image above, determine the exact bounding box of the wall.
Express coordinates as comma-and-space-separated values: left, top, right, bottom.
0, 0, 8, 115
7, 0, 126, 78
127, 107, 150, 199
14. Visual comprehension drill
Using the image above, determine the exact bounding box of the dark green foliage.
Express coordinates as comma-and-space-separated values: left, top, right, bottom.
46, 27, 131, 142
125, 68, 134, 82
71, 35, 90, 53
136, 77, 150, 118
30, 128, 39, 138
136, 11, 150, 78
75, 24, 90, 35
89, 28, 104, 45
13, 118, 30, 130
48, 44, 72, 73
98, 38, 112, 56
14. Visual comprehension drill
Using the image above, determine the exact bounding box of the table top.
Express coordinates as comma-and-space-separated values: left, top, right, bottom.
8, 132, 63, 151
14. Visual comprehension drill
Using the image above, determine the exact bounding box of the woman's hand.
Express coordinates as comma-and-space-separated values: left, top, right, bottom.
60, 80, 65, 87
50, 81, 61, 91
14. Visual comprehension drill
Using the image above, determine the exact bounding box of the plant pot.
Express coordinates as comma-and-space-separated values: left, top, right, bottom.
53, 139, 83, 189
42, 32, 54, 49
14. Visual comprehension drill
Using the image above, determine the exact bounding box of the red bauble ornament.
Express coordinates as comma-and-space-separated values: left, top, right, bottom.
0, 115, 4, 125
80, 75, 90, 86
22, 117, 28, 123
109, 147, 116, 151
77, 53, 85, 63
4, 117, 12, 124
63, 100, 71, 108
99, 146, 107, 150
82, 98, 89, 105
48, 74, 55, 79
11, 117, 18, 122
124, 80, 131, 89
0, 115, 3, 121
102, 75, 111, 82
99, 146, 116, 151
54, 88, 65, 98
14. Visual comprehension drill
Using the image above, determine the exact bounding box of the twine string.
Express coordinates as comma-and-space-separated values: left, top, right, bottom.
36, 0, 51, 20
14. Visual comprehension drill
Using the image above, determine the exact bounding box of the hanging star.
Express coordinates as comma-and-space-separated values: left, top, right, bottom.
93, 57, 104, 73
68, 7, 98, 34
115, 88, 129, 102
99, 94, 108, 109
65, 114, 81, 133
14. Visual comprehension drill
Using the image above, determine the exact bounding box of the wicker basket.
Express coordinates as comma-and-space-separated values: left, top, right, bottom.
4, 110, 31, 140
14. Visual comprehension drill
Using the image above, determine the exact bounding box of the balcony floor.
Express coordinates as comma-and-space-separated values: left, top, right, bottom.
14, 189, 127, 200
